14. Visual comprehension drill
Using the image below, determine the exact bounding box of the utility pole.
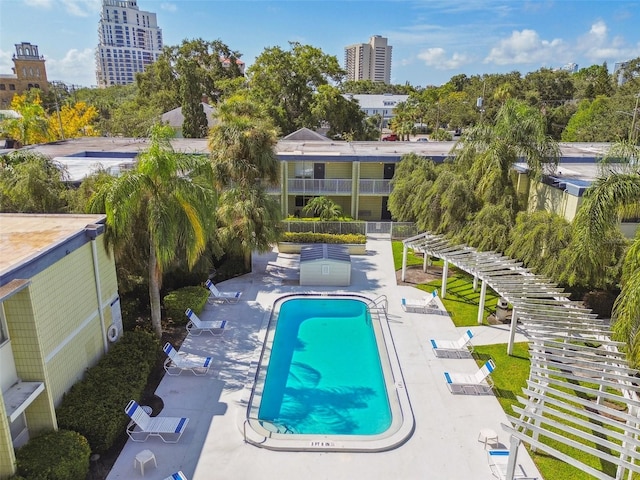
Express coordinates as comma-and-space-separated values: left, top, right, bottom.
630, 93, 640, 144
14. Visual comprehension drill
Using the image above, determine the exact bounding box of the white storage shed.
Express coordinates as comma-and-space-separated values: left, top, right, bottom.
299, 244, 351, 286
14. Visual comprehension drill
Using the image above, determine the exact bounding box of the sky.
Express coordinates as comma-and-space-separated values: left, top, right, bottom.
1, 0, 639, 89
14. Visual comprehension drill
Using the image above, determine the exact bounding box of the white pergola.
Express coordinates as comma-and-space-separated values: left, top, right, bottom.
402, 232, 640, 480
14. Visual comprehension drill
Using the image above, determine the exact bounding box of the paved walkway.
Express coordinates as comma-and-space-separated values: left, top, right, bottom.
106, 238, 540, 480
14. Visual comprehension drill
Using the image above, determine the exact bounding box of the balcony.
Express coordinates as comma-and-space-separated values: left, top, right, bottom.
288, 179, 352, 195
359, 179, 392, 195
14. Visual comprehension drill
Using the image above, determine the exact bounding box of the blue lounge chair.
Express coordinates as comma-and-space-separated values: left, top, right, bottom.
444, 359, 496, 395
430, 329, 474, 358
205, 279, 242, 304
185, 308, 227, 336
125, 400, 189, 443
162, 342, 213, 376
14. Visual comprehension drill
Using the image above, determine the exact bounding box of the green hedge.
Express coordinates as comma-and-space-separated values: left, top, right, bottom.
16, 430, 90, 480
55, 330, 159, 453
163, 285, 209, 324
280, 232, 366, 244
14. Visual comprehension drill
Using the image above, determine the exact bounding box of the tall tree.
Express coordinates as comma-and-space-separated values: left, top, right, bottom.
247, 42, 344, 135
89, 125, 216, 337
208, 95, 282, 268
388, 153, 438, 222
310, 85, 375, 140
0, 151, 69, 212
565, 148, 640, 364
180, 59, 209, 138
455, 98, 560, 206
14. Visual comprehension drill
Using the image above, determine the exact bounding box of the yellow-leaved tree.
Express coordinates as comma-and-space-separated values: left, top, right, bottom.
1, 92, 50, 146
49, 101, 100, 139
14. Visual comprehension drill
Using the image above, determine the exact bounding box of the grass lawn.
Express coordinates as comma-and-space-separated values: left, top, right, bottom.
391, 241, 622, 480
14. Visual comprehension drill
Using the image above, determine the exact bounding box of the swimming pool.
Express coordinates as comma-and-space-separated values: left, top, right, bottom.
244, 294, 414, 451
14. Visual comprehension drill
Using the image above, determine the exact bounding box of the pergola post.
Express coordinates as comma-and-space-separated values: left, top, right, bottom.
401, 244, 408, 282
477, 280, 487, 325
473, 275, 478, 291
506, 435, 520, 480
441, 261, 449, 298
423, 252, 429, 272
507, 306, 517, 355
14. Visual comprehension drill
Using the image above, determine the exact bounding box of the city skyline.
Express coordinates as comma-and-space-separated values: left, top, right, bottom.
1, 0, 639, 89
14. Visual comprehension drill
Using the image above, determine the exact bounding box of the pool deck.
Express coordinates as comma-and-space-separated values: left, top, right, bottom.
106, 238, 542, 480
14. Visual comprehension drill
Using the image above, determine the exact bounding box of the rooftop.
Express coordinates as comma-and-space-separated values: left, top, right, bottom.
13, 137, 613, 187
0, 213, 106, 278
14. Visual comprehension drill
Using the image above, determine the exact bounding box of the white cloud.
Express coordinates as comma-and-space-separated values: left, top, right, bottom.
46, 48, 96, 87
23, 0, 53, 7
0, 49, 14, 78
59, 0, 100, 17
484, 29, 566, 65
160, 3, 177, 12
417, 47, 471, 70
577, 20, 640, 62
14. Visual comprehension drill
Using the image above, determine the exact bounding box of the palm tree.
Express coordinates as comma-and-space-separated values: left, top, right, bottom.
302, 196, 342, 220
89, 124, 216, 337
567, 141, 640, 365
455, 98, 560, 205
208, 95, 282, 268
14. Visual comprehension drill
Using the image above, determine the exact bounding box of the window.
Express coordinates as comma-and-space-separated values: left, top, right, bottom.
0, 307, 8, 344
294, 163, 313, 178
9, 84, 15, 90
0, 84, 5, 90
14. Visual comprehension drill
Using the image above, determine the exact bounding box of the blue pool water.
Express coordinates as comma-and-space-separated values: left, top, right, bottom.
258, 297, 392, 435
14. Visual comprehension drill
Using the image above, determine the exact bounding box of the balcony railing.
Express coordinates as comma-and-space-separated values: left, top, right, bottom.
359, 179, 392, 195
288, 179, 352, 194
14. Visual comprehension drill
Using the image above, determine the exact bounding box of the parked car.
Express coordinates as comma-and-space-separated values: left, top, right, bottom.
382, 134, 398, 141
415, 137, 429, 142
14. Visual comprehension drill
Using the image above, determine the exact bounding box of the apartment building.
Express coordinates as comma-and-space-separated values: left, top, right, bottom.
0, 214, 122, 478
20, 137, 614, 223
344, 35, 392, 84
343, 94, 409, 128
95, 0, 163, 87
0, 43, 48, 108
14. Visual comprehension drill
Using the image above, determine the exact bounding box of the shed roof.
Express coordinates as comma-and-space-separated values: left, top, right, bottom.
300, 244, 350, 263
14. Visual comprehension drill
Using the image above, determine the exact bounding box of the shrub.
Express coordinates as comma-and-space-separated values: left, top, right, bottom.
16, 430, 90, 480
280, 232, 366, 244
163, 285, 209, 323
56, 330, 159, 453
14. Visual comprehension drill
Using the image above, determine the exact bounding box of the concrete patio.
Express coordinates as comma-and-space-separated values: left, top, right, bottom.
106, 238, 540, 480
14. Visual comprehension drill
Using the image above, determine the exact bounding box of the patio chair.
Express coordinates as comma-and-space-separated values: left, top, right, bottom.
124, 400, 189, 443
205, 279, 242, 304
162, 342, 213, 376
185, 308, 227, 336
164, 472, 188, 480
430, 329, 474, 358
444, 359, 496, 395
487, 449, 538, 479
401, 289, 438, 313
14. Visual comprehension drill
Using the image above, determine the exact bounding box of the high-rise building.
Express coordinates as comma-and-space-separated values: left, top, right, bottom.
344, 35, 392, 84
95, 0, 163, 87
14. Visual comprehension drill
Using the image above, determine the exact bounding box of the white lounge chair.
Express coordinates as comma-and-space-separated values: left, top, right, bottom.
124, 400, 189, 443
430, 329, 474, 358
205, 279, 242, 304
162, 342, 213, 376
444, 359, 496, 395
164, 472, 188, 480
487, 449, 538, 479
401, 289, 438, 313
185, 308, 227, 336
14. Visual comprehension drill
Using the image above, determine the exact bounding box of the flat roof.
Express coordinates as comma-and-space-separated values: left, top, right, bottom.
0, 213, 106, 278
11, 137, 614, 185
